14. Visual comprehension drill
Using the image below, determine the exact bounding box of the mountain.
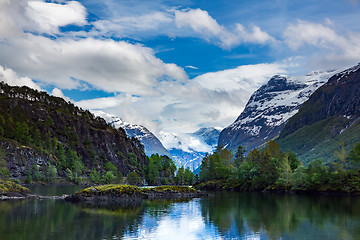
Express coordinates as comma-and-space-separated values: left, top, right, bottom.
92, 111, 170, 157
218, 70, 335, 152
0, 82, 147, 179
194, 127, 221, 146
164, 127, 221, 171
277, 64, 360, 163
169, 148, 207, 171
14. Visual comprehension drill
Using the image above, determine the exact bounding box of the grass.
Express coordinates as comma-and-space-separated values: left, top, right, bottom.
0, 179, 31, 195
278, 116, 360, 164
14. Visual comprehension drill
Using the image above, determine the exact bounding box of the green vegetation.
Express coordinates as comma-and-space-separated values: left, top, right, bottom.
277, 116, 360, 164
80, 184, 142, 195
0, 81, 148, 184
78, 184, 197, 196
141, 154, 196, 186
144, 185, 197, 193
0, 180, 31, 196
197, 140, 360, 193
0, 148, 9, 180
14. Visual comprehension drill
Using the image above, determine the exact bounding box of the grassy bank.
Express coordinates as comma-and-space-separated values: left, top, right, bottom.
0, 180, 32, 197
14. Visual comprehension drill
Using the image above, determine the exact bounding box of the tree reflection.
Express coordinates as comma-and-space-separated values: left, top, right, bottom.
200, 192, 360, 239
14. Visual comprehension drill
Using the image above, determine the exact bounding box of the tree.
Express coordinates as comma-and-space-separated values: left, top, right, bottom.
176, 167, 185, 185
184, 168, 195, 185
263, 140, 283, 160
56, 144, 66, 168
105, 161, 117, 173
90, 169, 101, 184
286, 150, 300, 171
334, 142, 347, 170
349, 142, 360, 166
48, 165, 57, 183
127, 171, 141, 185
147, 156, 159, 185
102, 171, 116, 184
234, 146, 246, 168
32, 128, 42, 148
0, 149, 9, 180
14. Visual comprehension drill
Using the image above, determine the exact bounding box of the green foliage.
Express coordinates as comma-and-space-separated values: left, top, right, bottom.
0, 148, 9, 180
90, 169, 101, 184
128, 153, 138, 166
0, 81, 150, 183
127, 171, 141, 186
199, 146, 233, 181
234, 145, 246, 168
278, 116, 360, 164
102, 171, 116, 184
198, 140, 360, 193
32, 164, 42, 182
146, 154, 177, 185
48, 165, 57, 183
105, 162, 117, 173
349, 142, 360, 165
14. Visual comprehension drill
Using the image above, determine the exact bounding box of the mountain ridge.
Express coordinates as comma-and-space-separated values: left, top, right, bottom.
92, 110, 170, 157
218, 70, 335, 152
277, 63, 360, 163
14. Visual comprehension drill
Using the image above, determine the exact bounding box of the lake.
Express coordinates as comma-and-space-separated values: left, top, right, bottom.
0, 185, 360, 240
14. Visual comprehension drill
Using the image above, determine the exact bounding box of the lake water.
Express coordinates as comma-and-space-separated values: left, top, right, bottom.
1, 186, 360, 240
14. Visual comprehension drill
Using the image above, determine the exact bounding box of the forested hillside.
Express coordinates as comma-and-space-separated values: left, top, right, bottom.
0, 82, 148, 182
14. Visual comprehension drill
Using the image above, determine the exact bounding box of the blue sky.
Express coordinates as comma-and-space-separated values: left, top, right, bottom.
0, 0, 359, 149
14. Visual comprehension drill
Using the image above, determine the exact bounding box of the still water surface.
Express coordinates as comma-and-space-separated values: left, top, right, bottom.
0, 185, 360, 240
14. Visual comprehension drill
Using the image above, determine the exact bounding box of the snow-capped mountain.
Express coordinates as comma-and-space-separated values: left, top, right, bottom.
278, 63, 360, 163
93, 110, 170, 156
218, 70, 336, 152
194, 127, 221, 146
162, 127, 221, 171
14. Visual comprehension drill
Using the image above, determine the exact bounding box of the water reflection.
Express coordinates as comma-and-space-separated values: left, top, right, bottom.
1, 190, 360, 240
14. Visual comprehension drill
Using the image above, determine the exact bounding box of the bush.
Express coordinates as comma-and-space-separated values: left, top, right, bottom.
127, 171, 141, 185
90, 169, 101, 184
102, 171, 116, 184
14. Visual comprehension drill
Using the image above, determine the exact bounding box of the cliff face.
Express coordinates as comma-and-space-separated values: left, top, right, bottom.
0, 82, 148, 179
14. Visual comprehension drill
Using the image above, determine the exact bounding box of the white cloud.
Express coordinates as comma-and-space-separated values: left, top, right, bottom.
175, 8, 275, 49
0, 65, 41, 90
76, 62, 288, 145
88, 4, 275, 49
185, 66, 198, 69
26, 1, 87, 34
0, 0, 87, 39
283, 19, 360, 68
51, 88, 71, 102
193, 63, 287, 92
93, 11, 173, 39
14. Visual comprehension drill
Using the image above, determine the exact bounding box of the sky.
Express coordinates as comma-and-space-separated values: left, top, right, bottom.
0, 0, 360, 150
